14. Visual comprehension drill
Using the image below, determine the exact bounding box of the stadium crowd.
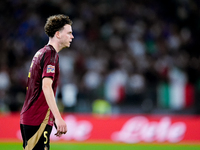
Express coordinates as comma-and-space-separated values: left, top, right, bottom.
1, 0, 200, 114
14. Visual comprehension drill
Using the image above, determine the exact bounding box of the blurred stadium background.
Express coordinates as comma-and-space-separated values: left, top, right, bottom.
1, 0, 200, 149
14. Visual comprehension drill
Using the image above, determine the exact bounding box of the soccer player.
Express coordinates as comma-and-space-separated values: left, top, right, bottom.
20, 14, 74, 150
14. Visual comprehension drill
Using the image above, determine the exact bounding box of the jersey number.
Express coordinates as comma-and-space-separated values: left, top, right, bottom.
44, 131, 48, 144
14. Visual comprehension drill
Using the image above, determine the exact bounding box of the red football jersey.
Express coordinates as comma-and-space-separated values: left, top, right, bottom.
20, 45, 59, 126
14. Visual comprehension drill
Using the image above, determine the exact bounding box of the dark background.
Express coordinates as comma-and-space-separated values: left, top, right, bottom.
1, 0, 200, 114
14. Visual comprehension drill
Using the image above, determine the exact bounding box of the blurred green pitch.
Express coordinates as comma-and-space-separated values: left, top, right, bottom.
0, 142, 200, 150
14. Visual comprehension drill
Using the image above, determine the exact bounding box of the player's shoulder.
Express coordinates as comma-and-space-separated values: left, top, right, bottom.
43, 45, 57, 56
34, 45, 56, 58
33, 45, 49, 58
43, 45, 59, 63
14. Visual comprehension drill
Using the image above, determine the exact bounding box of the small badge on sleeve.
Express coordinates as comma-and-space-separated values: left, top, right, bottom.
47, 65, 55, 73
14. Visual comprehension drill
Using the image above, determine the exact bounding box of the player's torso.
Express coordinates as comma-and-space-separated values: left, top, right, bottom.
20, 45, 59, 126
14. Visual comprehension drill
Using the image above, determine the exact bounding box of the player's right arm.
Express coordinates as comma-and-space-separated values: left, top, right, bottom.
42, 77, 67, 137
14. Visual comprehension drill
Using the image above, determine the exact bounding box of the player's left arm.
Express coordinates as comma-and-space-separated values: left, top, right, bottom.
42, 77, 67, 136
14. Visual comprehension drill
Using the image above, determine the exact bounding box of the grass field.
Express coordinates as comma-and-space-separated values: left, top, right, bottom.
0, 142, 200, 150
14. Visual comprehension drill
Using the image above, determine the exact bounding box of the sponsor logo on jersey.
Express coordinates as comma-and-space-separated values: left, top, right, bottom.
47, 65, 55, 73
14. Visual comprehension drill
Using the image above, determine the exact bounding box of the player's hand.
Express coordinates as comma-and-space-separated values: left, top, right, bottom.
54, 131, 64, 137
54, 117, 67, 137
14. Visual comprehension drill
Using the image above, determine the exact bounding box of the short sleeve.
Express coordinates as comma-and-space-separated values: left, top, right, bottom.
42, 50, 56, 79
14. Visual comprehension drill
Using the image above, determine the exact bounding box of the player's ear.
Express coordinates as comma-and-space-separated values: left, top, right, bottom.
55, 31, 60, 39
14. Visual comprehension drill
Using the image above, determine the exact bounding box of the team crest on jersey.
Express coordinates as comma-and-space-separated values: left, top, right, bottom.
47, 65, 55, 73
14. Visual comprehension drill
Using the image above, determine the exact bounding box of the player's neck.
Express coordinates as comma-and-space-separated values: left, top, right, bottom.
47, 39, 60, 53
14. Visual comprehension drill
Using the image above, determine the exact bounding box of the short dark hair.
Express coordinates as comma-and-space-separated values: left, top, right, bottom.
44, 14, 73, 37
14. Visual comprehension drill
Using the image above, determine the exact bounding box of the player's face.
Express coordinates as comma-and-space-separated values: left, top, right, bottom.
59, 24, 74, 48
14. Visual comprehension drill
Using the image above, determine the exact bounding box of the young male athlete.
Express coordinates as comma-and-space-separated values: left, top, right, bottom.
20, 14, 74, 150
